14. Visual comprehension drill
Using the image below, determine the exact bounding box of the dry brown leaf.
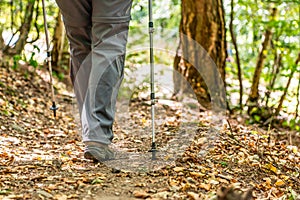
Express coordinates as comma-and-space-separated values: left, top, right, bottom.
190, 172, 205, 178
265, 163, 277, 173
169, 179, 178, 187
133, 190, 150, 199
275, 179, 285, 187
263, 177, 271, 187
187, 192, 200, 200
199, 183, 211, 191
173, 167, 185, 172
54, 194, 68, 200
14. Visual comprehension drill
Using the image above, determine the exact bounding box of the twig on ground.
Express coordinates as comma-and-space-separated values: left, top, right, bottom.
217, 174, 233, 182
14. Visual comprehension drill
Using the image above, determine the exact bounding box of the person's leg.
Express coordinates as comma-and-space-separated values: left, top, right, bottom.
55, 0, 92, 111
56, 0, 132, 161
81, 0, 132, 147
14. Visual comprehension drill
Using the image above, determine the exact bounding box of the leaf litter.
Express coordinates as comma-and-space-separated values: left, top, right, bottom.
0, 64, 299, 199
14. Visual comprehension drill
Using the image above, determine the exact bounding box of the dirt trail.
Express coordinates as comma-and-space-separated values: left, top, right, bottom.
0, 65, 299, 199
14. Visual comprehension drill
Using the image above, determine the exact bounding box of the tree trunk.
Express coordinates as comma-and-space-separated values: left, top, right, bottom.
265, 52, 282, 107
0, 28, 4, 66
52, 10, 66, 71
248, 8, 277, 110
174, 0, 226, 109
275, 53, 300, 116
4, 0, 35, 55
0, 28, 4, 50
295, 71, 300, 119
229, 0, 243, 110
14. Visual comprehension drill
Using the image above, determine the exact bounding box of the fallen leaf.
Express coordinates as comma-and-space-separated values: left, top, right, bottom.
209, 179, 219, 185
54, 194, 68, 200
91, 177, 105, 184
199, 183, 211, 191
275, 179, 285, 187
265, 163, 277, 173
264, 177, 271, 187
187, 191, 200, 200
36, 190, 53, 199
152, 191, 170, 199
190, 172, 205, 178
169, 179, 178, 187
0, 189, 11, 195
173, 167, 185, 172
133, 190, 150, 199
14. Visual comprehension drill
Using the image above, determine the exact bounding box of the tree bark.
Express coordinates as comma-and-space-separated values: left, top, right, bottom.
265, 52, 282, 107
0, 28, 4, 50
4, 0, 35, 55
295, 71, 300, 119
174, 0, 226, 109
229, 0, 243, 110
0, 28, 4, 66
275, 53, 300, 116
52, 10, 66, 71
248, 8, 277, 108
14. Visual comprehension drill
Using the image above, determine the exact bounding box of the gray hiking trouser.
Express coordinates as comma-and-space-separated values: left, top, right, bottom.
55, 0, 132, 144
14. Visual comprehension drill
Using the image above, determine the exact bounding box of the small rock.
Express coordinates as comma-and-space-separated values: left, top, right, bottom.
112, 168, 121, 173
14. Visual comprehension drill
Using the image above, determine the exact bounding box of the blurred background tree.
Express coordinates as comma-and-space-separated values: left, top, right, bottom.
173, 0, 226, 109
0, 0, 299, 130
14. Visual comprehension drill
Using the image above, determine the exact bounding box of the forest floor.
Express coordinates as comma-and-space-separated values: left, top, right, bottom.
0, 63, 300, 200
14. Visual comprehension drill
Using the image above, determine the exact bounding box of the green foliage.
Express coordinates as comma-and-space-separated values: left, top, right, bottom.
129, 0, 180, 47
0, 189, 11, 195
52, 71, 65, 81
29, 56, 38, 68
286, 187, 298, 200
91, 177, 105, 185
27, 51, 38, 68
131, 0, 180, 31
220, 161, 228, 167
225, 0, 299, 125
12, 55, 21, 70
0, 0, 58, 54
282, 118, 300, 131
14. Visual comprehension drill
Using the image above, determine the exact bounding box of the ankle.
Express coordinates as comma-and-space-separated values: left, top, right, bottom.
84, 141, 108, 148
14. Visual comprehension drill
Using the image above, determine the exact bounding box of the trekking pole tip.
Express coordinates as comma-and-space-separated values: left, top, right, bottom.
149, 142, 157, 160
50, 101, 58, 118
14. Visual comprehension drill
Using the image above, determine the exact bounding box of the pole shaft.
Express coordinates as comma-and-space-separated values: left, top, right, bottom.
148, 0, 156, 146
42, 0, 50, 51
42, 0, 57, 115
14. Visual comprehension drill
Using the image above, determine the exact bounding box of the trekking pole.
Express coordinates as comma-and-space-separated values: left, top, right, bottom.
42, 0, 58, 118
148, 0, 157, 160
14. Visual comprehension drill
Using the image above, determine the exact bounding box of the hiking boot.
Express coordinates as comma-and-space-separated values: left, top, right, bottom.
84, 142, 115, 162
